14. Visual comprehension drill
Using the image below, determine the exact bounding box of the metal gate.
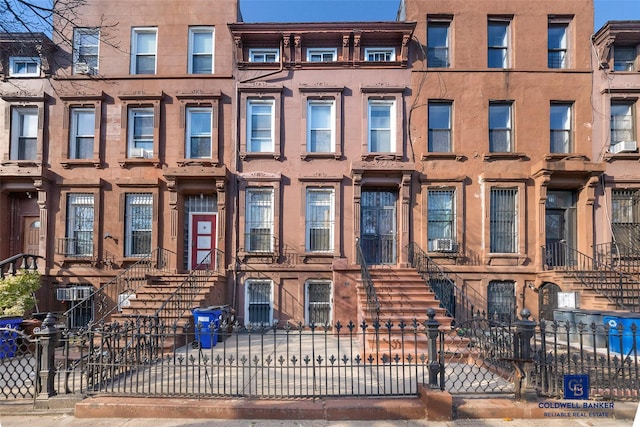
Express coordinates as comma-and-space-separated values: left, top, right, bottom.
0, 327, 37, 399
361, 190, 397, 264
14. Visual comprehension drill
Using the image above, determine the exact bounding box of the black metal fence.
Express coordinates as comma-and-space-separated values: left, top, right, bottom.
3, 311, 640, 402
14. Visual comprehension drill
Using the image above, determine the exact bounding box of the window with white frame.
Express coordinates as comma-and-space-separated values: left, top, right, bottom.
614, 45, 636, 71
10, 107, 38, 160
306, 188, 334, 253
428, 189, 455, 252
69, 108, 95, 159
245, 188, 274, 252
611, 100, 635, 144
368, 99, 395, 153
306, 281, 332, 325
73, 28, 99, 74
488, 19, 510, 68
550, 103, 572, 153
548, 20, 568, 69
307, 48, 337, 62
247, 98, 275, 153
128, 107, 154, 158
249, 48, 279, 62
131, 27, 157, 74
188, 27, 213, 74
9, 57, 40, 77
490, 187, 518, 253
489, 102, 512, 152
427, 20, 450, 68
186, 107, 212, 158
428, 101, 452, 152
307, 99, 335, 153
365, 48, 395, 62
125, 193, 153, 257
66, 193, 94, 256
246, 280, 273, 325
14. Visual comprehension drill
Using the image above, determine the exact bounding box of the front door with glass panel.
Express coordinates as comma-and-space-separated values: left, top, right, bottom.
189, 213, 216, 270
361, 190, 397, 264
545, 190, 576, 267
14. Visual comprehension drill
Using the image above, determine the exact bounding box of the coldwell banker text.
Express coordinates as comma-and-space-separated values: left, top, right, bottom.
539, 401, 614, 418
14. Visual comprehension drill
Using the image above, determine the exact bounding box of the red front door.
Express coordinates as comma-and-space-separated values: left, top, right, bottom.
190, 213, 216, 270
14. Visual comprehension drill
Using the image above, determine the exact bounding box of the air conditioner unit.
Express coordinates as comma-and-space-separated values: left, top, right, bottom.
56, 288, 74, 301
610, 140, 638, 154
75, 286, 93, 300
56, 286, 94, 301
130, 148, 146, 158
75, 62, 90, 74
433, 238, 454, 252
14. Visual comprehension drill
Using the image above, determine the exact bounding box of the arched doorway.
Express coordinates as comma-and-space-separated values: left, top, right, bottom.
539, 282, 561, 321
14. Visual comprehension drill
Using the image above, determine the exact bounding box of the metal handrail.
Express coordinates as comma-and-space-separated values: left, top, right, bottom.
355, 238, 380, 322
0, 253, 43, 279
64, 247, 176, 327
593, 241, 640, 276
407, 242, 487, 324
543, 241, 640, 311
150, 248, 225, 327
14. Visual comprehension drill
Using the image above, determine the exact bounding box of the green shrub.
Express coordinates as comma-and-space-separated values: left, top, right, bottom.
0, 270, 41, 317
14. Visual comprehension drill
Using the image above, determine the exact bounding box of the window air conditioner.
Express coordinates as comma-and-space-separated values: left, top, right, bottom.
56, 288, 74, 301
56, 286, 93, 301
610, 140, 638, 154
129, 148, 149, 158
75, 62, 90, 74
433, 238, 454, 252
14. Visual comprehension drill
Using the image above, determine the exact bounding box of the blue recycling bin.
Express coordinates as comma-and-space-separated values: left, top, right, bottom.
0, 317, 22, 359
192, 307, 222, 349
604, 314, 640, 355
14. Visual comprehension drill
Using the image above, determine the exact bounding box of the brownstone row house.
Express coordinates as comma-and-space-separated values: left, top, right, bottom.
1, 0, 638, 330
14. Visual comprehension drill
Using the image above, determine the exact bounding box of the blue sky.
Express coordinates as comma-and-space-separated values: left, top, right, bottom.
240, 0, 640, 30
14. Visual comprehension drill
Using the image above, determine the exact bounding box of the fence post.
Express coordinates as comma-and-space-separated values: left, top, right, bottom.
34, 312, 60, 398
513, 308, 537, 400
425, 308, 442, 389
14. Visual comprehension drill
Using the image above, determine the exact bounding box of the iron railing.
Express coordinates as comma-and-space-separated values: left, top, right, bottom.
63, 247, 176, 328
594, 241, 640, 276
543, 241, 640, 311
407, 242, 487, 324
150, 248, 225, 327
55, 237, 94, 258
355, 238, 380, 322
0, 253, 43, 279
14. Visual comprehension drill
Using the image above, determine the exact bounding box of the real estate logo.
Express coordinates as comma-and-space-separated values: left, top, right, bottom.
564, 374, 589, 400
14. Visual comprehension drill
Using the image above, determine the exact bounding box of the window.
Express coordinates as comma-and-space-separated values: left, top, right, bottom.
66, 193, 94, 256
186, 107, 212, 158
188, 27, 213, 74
125, 193, 153, 257
306, 188, 334, 252
428, 101, 452, 152
612, 189, 640, 248
550, 103, 572, 153
488, 19, 509, 68
131, 28, 157, 74
69, 108, 95, 159
611, 101, 635, 144
490, 187, 518, 253
487, 281, 515, 323
306, 281, 332, 325
249, 48, 279, 62
368, 99, 395, 153
614, 46, 636, 71
427, 21, 449, 68
10, 107, 38, 160
364, 48, 395, 62
73, 28, 99, 74
128, 108, 154, 158
9, 57, 40, 77
548, 21, 568, 69
307, 99, 335, 153
489, 102, 512, 152
307, 48, 337, 62
428, 189, 455, 252
246, 280, 273, 325
245, 188, 274, 252
247, 98, 275, 153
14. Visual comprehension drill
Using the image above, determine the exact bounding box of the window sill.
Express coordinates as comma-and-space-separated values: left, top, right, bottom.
1, 160, 40, 167
421, 153, 465, 161
238, 250, 277, 264
302, 253, 335, 263
483, 152, 527, 161
239, 152, 281, 161
604, 152, 640, 162
543, 154, 589, 162
176, 159, 218, 167
484, 254, 528, 266
61, 159, 102, 169
119, 158, 162, 168
360, 153, 402, 161
301, 152, 341, 160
